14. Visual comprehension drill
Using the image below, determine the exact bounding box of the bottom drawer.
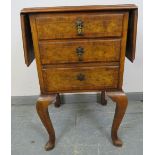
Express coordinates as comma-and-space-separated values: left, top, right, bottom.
42, 65, 119, 92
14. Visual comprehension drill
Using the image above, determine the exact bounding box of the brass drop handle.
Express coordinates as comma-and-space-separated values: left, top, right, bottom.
76, 19, 84, 36
76, 73, 85, 81
76, 47, 84, 61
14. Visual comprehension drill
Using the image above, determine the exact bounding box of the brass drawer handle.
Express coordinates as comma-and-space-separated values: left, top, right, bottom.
76, 19, 84, 36
76, 73, 85, 81
76, 47, 84, 61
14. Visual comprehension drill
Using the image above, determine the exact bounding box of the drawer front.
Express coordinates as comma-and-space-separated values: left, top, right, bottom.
36, 13, 124, 39
42, 65, 119, 92
39, 39, 121, 64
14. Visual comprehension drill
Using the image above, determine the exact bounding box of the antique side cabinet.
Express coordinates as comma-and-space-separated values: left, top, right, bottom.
20, 5, 138, 151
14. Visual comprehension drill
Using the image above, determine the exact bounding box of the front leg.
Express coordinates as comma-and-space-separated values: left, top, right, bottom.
36, 95, 57, 151
106, 91, 128, 147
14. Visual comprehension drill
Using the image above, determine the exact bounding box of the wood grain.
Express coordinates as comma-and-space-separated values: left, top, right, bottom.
42, 65, 119, 92
106, 91, 128, 147
36, 13, 123, 39
20, 5, 138, 150
20, 14, 34, 66
36, 95, 56, 150
21, 4, 138, 14
29, 15, 45, 93
118, 13, 129, 88
39, 39, 121, 64
126, 9, 138, 62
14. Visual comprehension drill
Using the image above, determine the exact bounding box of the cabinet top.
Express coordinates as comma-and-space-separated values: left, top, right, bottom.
21, 4, 137, 14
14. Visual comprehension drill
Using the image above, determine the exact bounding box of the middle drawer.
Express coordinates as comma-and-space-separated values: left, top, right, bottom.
39, 39, 121, 64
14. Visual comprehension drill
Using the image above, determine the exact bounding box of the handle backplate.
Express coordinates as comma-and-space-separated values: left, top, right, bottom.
76, 47, 84, 61
76, 19, 84, 36
76, 73, 85, 81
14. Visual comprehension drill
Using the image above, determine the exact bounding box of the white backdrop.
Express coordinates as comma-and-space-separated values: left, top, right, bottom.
11, 0, 143, 96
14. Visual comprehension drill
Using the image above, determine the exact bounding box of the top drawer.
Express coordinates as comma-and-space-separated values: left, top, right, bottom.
35, 13, 124, 40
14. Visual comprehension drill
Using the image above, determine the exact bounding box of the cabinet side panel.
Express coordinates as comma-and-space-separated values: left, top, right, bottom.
29, 15, 45, 93
118, 12, 129, 88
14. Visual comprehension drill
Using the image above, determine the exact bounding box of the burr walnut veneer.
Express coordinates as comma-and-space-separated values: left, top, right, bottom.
20, 5, 138, 151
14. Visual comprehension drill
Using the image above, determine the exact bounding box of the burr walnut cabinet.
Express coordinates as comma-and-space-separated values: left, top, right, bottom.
20, 4, 138, 151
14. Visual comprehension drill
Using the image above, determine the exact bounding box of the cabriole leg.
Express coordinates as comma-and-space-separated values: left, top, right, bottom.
36, 95, 56, 151
106, 91, 128, 147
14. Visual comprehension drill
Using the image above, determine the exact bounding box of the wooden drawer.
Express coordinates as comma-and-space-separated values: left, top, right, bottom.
42, 65, 119, 92
39, 39, 121, 64
36, 13, 124, 40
